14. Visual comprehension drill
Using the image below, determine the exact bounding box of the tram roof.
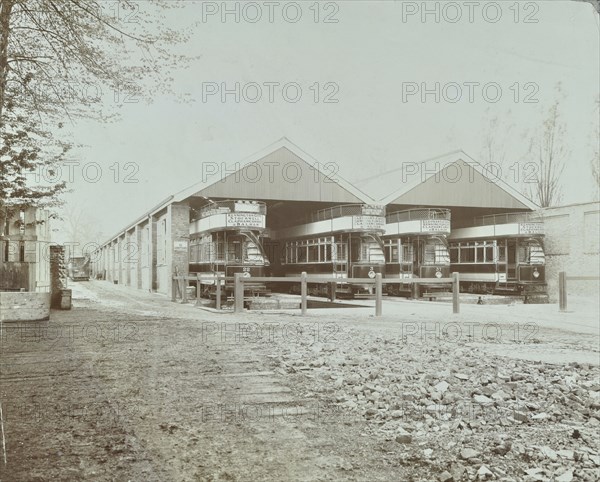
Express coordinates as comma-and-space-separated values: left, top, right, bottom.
358, 150, 538, 211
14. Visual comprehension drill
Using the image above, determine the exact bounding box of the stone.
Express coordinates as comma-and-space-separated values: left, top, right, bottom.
557, 449, 574, 460
439, 471, 453, 482
395, 432, 412, 444
532, 412, 550, 420
435, 380, 450, 393
491, 390, 510, 401
477, 465, 493, 480
539, 446, 558, 461
460, 448, 479, 460
455, 373, 469, 381
555, 470, 574, 482
473, 394, 493, 405
513, 411, 528, 423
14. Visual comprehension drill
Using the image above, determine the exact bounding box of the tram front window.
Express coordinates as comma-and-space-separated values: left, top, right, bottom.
359, 236, 385, 263
244, 241, 264, 263
423, 238, 450, 265
520, 240, 545, 265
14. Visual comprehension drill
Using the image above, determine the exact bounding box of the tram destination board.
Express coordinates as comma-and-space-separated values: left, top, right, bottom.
519, 222, 544, 235
421, 219, 451, 232
352, 215, 385, 230
226, 212, 266, 228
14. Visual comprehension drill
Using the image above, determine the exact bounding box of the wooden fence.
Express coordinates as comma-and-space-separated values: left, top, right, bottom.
558, 272, 600, 312
172, 272, 461, 317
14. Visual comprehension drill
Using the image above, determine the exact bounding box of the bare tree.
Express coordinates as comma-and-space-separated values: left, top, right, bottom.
526, 89, 569, 208
479, 108, 517, 184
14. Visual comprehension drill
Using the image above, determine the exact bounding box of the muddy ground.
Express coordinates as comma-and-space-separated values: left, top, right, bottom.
0, 281, 598, 481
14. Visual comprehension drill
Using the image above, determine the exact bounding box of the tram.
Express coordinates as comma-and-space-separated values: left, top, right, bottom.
383, 208, 451, 297
448, 212, 546, 299
67, 256, 90, 281
189, 200, 270, 297
269, 204, 386, 298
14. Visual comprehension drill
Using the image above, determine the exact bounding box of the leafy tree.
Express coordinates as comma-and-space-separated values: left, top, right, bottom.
0, 0, 193, 214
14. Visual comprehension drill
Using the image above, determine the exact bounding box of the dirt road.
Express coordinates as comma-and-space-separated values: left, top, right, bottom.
0, 281, 598, 481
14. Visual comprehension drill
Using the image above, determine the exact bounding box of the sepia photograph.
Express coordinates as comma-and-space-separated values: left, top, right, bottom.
0, 1, 599, 480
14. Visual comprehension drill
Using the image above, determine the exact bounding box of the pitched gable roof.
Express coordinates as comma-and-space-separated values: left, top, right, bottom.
377, 150, 538, 210
172, 137, 375, 204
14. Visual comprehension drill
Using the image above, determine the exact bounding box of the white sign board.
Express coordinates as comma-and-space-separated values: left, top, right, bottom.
421, 219, 451, 233
353, 215, 385, 230
519, 222, 544, 235
174, 240, 188, 251
226, 213, 266, 229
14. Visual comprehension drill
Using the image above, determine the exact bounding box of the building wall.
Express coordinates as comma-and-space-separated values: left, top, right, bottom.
541, 202, 600, 301
0, 207, 51, 292
0, 292, 51, 322
155, 210, 169, 294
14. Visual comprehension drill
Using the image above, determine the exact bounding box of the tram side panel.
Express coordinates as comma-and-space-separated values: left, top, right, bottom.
449, 236, 547, 299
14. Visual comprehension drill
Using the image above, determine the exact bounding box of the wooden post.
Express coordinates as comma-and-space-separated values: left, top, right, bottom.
300, 272, 307, 315
216, 274, 221, 310
375, 273, 382, 317
181, 276, 188, 303
452, 272, 460, 314
171, 276, 177, 302
412, 281, 419, 299
330, 282, 336, 302
559, 271, 567, 312
196, 274, 201, 306
234, 272, 244, 314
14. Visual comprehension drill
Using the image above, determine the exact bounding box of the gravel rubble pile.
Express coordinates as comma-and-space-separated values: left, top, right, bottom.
262, 327, 600, 481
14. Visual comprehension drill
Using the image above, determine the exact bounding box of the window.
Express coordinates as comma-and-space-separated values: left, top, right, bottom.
475, 243, 484, 263
284, 238, 338, 264
450, 245, 459, 263
460, 243, 475, 263
359, 236, 385, 263
384, 240, 399, 263
400, 243, 411, 263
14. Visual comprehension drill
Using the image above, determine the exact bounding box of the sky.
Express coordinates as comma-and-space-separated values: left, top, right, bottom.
52, 0, 600, 244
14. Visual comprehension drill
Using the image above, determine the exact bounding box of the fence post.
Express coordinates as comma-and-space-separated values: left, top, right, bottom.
216, 274, 221, 310
234, 272, 244, 314
301, 272, 307, 315
559, 271, 567, 312
375, 273, 382, 317
452, 272, 460, 314
412, 281, 419, 299
181, 276, 188, 303
196, 274, 201, 306
171, 276, 177, 302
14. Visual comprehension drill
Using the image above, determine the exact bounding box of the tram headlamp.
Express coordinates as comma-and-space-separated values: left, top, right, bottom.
435, 269, 443, 279
533, 268, 540, 279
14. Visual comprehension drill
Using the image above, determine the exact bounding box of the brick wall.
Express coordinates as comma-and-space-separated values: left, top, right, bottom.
541, 202, 600, 301
0, 292, 51, 322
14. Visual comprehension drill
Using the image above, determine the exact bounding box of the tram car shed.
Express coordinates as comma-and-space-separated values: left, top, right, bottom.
91, 140, 582, 304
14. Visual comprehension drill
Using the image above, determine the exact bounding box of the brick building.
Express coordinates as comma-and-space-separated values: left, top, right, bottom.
540, 202, 600, 301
